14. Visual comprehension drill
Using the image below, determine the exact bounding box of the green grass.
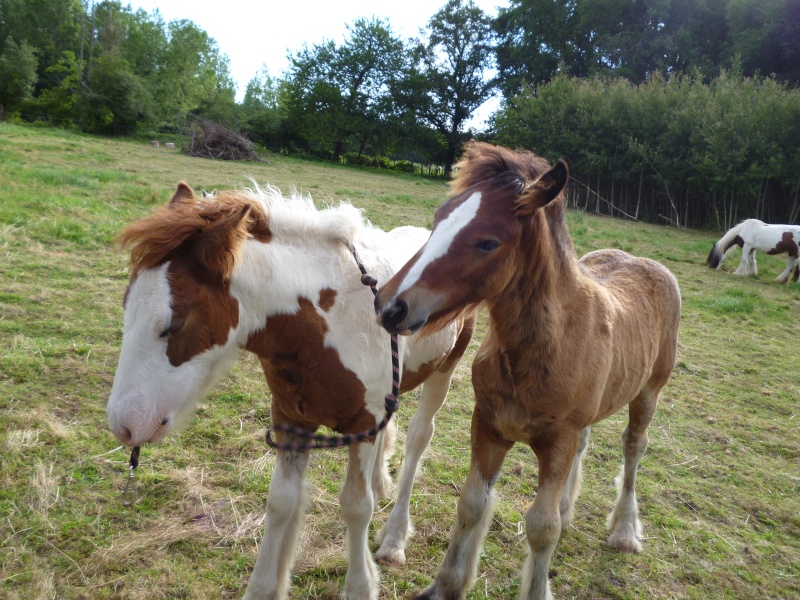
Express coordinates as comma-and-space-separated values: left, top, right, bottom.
1, 122, 800, 599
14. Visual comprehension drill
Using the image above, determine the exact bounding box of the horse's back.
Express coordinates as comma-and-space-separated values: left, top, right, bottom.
580, 248, 680, 348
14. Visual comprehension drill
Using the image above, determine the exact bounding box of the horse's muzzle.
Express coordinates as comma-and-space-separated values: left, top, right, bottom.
376, 297, 408, 334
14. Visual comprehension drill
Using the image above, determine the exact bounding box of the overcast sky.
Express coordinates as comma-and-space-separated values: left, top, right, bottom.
124, 0, 509, 129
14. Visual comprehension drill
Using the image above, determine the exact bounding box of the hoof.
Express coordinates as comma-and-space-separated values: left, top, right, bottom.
607, 530, 643, 553
410, 585, 461, 600
375, 546, 406, 568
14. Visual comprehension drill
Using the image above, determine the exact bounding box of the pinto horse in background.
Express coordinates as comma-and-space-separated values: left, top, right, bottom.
706, 218, 800, 283
376, 142, 681, 600
106, 183, 475, 600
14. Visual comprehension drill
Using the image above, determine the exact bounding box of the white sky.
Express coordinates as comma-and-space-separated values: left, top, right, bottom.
124, 0, 508, 130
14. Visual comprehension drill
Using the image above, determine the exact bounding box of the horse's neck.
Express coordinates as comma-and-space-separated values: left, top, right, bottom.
231, 237, 355, 338
489, 206, 582, 370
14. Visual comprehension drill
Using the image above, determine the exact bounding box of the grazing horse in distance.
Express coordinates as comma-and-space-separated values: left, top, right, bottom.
106, 182, 475, 599
706, 218, 800, 283
375, 141, 681, 600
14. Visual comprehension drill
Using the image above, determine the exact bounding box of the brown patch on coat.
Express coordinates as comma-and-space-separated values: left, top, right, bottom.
767, 231, 798, 258
318, 288, 337, 312
400, 359, 441, 394
724, 235, 745, 253
246, 297, 374, 434
164, 259, 240, 366
399, 310, 477, 392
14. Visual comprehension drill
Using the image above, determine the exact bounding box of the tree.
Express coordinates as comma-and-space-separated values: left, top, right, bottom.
0, 0, 83, 93
240, 66, 287, 149
284, 17, 409, 159
151, 19, 234, 127
28, 51, 80, 124
725, 0, 800, 84
0, 37, 38, 117
494, 0, 674, 95
82, 50, 152, 134
404, 0, 496, 174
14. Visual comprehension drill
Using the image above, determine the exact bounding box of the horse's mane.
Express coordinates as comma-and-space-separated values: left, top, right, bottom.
118, 184, 368, 276
450, 141, 554, 195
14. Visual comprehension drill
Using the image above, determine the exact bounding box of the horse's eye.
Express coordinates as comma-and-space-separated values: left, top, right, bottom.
475, 239, 500, 252
159, 320, 185, 339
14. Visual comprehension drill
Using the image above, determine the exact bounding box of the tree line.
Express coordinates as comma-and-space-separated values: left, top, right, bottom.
494, 68, 800, 229
2, 0, 799, 227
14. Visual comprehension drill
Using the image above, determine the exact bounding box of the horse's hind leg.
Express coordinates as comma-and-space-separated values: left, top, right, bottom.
748, 248, 758, 275
341, 440, 381, 599
606, 387, 659, 553
559, 425, 590, 531
376, 368, 453, 567
776, 255, 796, 284
243, 448, 310, 600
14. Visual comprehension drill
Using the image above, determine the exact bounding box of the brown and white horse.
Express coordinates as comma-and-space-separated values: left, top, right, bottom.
375, 142, 681, 600
706, 218, 800, 283
106, 182, 475, 599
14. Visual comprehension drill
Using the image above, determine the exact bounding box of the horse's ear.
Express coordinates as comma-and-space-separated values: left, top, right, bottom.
516, 159, 569, 217
194, 205, 251, 279
170, 182, 195, 205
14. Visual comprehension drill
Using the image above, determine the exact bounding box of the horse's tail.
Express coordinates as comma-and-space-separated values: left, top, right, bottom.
706, 221, 748, 269
793, 263, 800, 283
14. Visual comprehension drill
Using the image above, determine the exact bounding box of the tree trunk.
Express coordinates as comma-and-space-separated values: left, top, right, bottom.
333, 140, 345, 161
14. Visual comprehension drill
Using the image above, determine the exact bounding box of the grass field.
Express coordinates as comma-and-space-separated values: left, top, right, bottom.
1, 123, 799, 599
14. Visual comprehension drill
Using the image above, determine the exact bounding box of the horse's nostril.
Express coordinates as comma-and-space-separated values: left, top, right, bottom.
382, 298, 409, 330
160, 417, 169, 426
119, 426, 133, 444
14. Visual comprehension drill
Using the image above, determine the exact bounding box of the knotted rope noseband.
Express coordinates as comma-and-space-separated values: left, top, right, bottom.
122, 245, 400, 504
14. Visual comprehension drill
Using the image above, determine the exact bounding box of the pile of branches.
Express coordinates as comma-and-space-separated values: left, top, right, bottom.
186, 121, 260, 161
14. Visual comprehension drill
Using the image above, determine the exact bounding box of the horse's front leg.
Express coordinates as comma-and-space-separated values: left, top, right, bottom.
414, 409, 512, 600
519, 428, 581, 600
377, 368, 454, 567
243, 447, 310, 600
371, 421, 396, 503
341, 439, 381, 599
734, 244, 753, 275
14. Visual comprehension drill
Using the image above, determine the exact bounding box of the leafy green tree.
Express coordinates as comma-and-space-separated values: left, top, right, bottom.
82, 50, 151, 134
0, 0, 83, 93
284, 17, 409, 159
0, 37, 38, 117
28, 51, 80, 124
726, 0, 800, 83
152, 19, 234, 127
240, 66, 287, 149
404, 0, 496, 174
494, 0, 674, 94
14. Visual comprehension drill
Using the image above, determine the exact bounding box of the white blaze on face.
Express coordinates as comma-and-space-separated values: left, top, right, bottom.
397, 191, 482, 294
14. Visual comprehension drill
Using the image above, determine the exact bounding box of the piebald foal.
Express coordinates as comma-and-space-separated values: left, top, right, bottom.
106, 183, 475, 599
376, 142, 681, 600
